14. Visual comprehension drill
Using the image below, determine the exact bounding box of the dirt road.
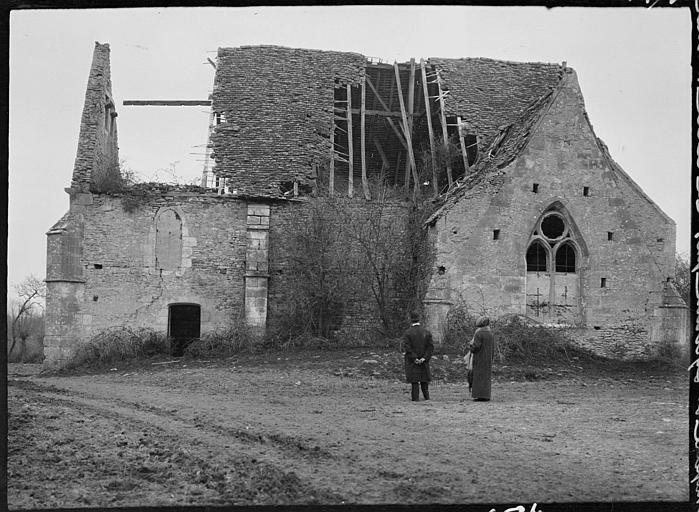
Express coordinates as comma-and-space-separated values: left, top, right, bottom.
7, 351, 688, 508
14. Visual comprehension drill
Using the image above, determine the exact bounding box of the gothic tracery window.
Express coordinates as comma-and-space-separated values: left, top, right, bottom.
526, 210, 577, 274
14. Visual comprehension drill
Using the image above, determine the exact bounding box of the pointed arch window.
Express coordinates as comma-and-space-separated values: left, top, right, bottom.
555, 242, 576, 273
526, 240, 548, 272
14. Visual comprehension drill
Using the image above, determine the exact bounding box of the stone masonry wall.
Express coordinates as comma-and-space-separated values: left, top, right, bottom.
425, 70, 676, 359
47, 192, 248, 362
211, 46, 365, 197
71, 42, 120, 193
45, 188, 416, 364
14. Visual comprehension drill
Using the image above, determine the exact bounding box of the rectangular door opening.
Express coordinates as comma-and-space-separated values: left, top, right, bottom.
168, 303, 201, 356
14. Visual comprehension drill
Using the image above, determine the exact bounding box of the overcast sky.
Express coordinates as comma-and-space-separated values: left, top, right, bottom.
8, 5, 692, 295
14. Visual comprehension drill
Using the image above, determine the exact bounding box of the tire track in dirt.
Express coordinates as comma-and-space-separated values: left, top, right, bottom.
8, 385, 339, 507
9, 378, 384, 502
9, 362, 687, 504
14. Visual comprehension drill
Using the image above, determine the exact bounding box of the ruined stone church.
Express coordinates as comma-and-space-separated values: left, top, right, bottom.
44, 42, 687, 365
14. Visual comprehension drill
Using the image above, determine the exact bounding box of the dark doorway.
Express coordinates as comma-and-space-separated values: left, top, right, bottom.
168, 304, 201, 356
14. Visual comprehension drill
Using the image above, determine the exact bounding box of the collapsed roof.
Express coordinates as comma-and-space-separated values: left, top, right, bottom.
209, 45, 565, 199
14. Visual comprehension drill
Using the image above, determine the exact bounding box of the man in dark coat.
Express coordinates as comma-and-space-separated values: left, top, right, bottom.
402, 311, 434, 401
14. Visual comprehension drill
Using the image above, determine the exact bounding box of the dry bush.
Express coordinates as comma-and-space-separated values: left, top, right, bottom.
62, 327, 168, 370
440, 302, 596, 363
184, 324, 256, 358
492, 315, 594, 363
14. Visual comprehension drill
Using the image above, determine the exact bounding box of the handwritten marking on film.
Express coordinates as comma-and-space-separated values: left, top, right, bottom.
489, 504, 541, 512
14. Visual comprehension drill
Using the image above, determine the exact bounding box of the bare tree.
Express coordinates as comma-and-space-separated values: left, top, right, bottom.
9, 275, 46, 362
342, 186, 421, 334
284, 201, 358, 338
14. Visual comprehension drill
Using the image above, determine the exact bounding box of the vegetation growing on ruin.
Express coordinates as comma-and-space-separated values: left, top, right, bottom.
440, 300, 600, 364
270, 177, 435, 347
62, 327, 168, 371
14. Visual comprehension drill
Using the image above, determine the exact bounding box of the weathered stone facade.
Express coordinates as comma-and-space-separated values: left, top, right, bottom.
44, 44, 686, 365
422, 69, 684, 359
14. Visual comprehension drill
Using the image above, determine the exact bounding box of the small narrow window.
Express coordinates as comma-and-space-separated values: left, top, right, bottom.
93, 263, 103, 269
583, 186, 590, 197
657, 238, 664, 243
601, 277, 607, 288
532, 183, 539, 193
607, 232, 613, 241
92, 295, 99, 302
493, 229, 500, 240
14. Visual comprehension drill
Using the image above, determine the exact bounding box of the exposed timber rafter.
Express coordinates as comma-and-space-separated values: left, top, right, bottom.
435, 71, 454, 187
360, 75, 370, 200
393, 62, 420, 200
420, 59, 438, 196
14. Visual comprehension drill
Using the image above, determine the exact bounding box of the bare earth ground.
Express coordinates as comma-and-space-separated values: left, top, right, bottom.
7, 349, 688, 508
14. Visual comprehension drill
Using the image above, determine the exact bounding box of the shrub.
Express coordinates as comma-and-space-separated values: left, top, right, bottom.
184, 323, 255, 358
440, 302, 594, 363
492, 315, 588, 363
62, 327, 168, 370
440, 302, 478, 352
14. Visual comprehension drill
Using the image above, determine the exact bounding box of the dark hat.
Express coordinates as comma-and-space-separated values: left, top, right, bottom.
476, 316, 490, 327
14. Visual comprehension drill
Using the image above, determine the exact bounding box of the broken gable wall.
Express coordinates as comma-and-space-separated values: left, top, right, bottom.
211, 46, 365, 197
71, 42, 121, 193
45, 42, 122, 364
424, 69, 677, 359
430, 57, 564, 151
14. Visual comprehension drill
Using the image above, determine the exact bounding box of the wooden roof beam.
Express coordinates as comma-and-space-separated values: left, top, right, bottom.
123, 100, 212, 106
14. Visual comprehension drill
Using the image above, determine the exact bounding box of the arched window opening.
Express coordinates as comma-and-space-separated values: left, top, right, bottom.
155, 209, 183, 270
555, 243, 576, 273
526, 241, 548, 272
541, 213, 565, 240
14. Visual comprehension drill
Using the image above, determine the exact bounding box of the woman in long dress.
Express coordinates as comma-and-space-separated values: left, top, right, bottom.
467, 316, 495, 401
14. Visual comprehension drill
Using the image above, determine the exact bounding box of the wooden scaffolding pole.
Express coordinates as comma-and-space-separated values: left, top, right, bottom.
360, 76, 370, 200
403, 58, 416, 192
373, 138, 390, 171
394, 151, 402, 186
365, 75, 409, 150
420, 59, 438, 196
346, 84, 354, 198
329, 114, 335, 197
436, 72, 453, 187
457, 116, 470, 174
393, 63, 420, 199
